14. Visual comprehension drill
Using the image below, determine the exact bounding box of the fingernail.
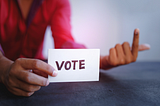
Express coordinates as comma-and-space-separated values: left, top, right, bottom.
51, 67, 58, 76
52, 70, 58, 77
135, 28, 139, 35
143, 44, 151, 49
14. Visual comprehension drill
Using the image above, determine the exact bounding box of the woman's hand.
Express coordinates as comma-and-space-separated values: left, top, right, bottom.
1, 58, 58, 96
100, 29, 150, 70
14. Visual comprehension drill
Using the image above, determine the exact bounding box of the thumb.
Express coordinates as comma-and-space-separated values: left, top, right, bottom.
138, 44, 150, 51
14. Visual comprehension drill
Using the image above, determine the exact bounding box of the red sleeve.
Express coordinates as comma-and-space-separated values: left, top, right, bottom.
50, 0, 86, 49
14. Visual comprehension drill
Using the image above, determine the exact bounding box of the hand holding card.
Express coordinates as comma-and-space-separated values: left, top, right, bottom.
48, 49, 100, 82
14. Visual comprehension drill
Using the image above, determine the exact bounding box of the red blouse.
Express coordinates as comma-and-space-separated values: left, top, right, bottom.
0, 0, 85, 61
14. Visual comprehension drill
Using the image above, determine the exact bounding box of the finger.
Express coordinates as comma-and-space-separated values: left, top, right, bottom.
33, 70, 48, 78
15, 78, 41, 92
16, 70, 49, 86
115, 44, 125, 58
138, 44, 150, 51
109, 48, 118, 66
7, 87, 34, 97
115, 44, 126, 65
122, 42, 133, 63
8, 75, 41, 92
132, 28, 139, 60
16, 58, 58, 77
122, 42, 132, 56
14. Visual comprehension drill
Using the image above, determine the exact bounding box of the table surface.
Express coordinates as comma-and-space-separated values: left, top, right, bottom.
0, 62, 160, 106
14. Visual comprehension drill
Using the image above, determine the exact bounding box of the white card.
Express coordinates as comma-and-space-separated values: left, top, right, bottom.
48, 49, 100, 82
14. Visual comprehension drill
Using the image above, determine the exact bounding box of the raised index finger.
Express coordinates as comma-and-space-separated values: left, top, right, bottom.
131, 28, 139, 60
17, 58, 57, 76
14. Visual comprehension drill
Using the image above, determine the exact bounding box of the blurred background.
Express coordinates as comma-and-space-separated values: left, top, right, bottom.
43, 0, 160, 61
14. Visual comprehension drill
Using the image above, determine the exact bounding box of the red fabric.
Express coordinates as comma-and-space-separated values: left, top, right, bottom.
0, 0, 84, 61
